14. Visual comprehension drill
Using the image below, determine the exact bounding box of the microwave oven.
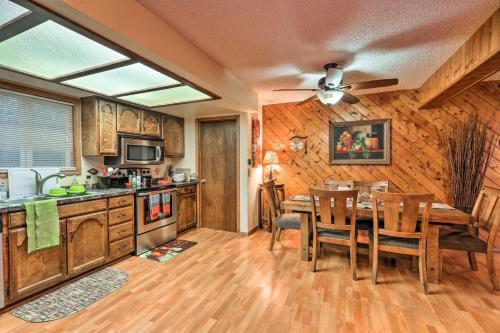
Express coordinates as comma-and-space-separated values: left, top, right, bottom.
104, 136, 164, 166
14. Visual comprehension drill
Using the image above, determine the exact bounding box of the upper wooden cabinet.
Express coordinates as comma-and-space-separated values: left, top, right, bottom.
81, 98, 118, 156
67, 211, 108, 277
163, 115, 184, 157
8, 221, 67, 302
142, 111, 162, 137
117, 105, 141, 135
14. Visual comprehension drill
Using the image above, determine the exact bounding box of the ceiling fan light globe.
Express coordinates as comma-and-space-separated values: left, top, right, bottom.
317, 90, 343, 105
325, 67, 343, 87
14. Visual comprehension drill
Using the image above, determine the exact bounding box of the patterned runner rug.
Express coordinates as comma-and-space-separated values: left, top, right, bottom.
138, 239, 197, 262
11, 267, 128, 323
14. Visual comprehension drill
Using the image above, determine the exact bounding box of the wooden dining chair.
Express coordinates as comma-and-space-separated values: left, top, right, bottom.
439, 187, 500, 291
310, 188, 359, 280
322, 179, 354, 190
263, 180, 301, 251
370, 192, 434, 294
353, 180, 389, 230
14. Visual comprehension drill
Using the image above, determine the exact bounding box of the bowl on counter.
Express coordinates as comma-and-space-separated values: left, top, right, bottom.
172, 173, 187, 182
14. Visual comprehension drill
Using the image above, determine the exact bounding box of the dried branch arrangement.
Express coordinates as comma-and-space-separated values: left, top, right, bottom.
439, 111, 495, 212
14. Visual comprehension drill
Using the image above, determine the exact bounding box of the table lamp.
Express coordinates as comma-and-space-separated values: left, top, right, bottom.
263, 151, 279, 180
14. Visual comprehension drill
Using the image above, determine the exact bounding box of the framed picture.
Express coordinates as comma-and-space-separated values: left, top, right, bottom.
329, 119, 391, 164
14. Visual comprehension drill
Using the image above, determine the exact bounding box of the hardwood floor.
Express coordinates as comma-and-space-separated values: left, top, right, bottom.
0, 228, 499, 332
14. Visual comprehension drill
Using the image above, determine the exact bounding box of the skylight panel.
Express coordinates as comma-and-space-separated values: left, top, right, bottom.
0, 20, 129, 79
62, 63, 180, 95
119, 86, 211, 107
0, 0, 30, 27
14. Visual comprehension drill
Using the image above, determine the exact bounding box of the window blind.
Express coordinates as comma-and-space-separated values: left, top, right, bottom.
0, 88, 75, 171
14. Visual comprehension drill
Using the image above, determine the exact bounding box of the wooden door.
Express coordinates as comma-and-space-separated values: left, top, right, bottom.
163, 115, 184, 156
98, 100, 117, 155
117, 105, 141, 134
198, 118, 238, 232
9, 221, 67, 301
177, 193, 197, 233
67, 211, 108, 277
142, 111, 162, 137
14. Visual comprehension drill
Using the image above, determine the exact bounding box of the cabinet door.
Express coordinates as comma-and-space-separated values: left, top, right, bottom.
98, 100, 117, 155
117, 105, 142, 135
142, 111, 162, 137
9, 221, 67, 302
67, 211, 108, 277
163, 116, 184, 157
177, 193, 197, 233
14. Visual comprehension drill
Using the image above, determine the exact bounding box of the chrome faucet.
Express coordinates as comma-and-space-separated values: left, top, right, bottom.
30, 169, 66, 195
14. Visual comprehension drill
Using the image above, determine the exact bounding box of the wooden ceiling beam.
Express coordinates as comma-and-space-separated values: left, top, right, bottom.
418, 8, 499, 109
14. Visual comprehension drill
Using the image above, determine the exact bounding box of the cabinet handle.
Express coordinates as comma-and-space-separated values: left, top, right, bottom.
117, 244, 127, 251
117, 213, 127, 218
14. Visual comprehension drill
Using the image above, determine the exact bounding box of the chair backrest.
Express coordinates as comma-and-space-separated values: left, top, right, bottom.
372, 192, 434, 239
471, 187, 500, 244
353, 180, 389, 194
309, 188, 358, 231
262, 180, 281, 222
322, 179, 354, 190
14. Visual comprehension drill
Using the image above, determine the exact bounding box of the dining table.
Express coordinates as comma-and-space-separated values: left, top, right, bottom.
281, 196, 471, 284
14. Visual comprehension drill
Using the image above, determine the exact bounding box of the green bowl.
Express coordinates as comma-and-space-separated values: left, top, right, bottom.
48, 188, 67, 197
68, 185, 86, 194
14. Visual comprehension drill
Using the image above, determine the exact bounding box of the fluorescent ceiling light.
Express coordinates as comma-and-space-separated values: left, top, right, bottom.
119, 86, 211, 107
0, 20, 128, 79
62, 63, 180, 96
0, 0, 30, 27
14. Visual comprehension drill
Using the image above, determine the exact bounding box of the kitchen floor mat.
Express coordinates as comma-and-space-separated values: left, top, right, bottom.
11, 267, 128, 323
138, 239, 197, 262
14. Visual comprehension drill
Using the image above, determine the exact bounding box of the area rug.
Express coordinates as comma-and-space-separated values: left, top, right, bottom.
11, 267, 128, 323
138, 239, 197, 262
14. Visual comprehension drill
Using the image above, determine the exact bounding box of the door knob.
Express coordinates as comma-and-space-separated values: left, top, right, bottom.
200, 179, 206, 184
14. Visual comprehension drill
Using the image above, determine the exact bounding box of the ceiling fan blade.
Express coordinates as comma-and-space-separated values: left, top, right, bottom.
296, 95, 318, 106
325, 67, 343, 87
273, 88, 319, 91
343, 78, 398, 90
341, 92, 360, 104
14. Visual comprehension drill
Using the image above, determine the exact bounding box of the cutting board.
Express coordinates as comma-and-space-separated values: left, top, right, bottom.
8, 168, 61, 198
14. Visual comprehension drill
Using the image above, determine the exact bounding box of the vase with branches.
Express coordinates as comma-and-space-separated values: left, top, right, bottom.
439, 111, 496, 213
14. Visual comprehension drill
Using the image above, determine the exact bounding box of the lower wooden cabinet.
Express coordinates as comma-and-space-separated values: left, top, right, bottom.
177, 187, 197, 233
67, 211, 108, 277
8, 221, 67, 302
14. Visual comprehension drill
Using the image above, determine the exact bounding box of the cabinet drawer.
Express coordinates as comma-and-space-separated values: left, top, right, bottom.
109, 195, 134, 209
109, 206, 134, 226
109, 222, 134, 242
177, 185, 196, 195
109, 237, 134, 261
9, 199, 107, 228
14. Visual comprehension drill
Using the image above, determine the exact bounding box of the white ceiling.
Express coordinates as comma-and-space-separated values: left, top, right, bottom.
139, 0, 499, 105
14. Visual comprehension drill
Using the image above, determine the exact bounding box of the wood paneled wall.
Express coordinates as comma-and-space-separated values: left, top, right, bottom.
262, 81, 499, 203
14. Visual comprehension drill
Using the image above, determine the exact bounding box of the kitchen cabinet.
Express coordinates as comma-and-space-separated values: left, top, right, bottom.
177, 185, 197, 233
8, 221, 67, 302
163, 115, 184, 157
117, 105, 142, 135
67, 211, 108, 277
142, 111, 162, 137
81, 98, 117, 156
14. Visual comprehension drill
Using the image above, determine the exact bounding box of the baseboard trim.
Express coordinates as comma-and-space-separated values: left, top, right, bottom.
239, 225, 259, 236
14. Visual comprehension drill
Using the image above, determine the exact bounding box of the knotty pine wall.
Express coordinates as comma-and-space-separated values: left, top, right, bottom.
262, 81, 499, 203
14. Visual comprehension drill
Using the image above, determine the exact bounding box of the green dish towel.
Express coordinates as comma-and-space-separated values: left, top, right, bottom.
24, 199, 60, 253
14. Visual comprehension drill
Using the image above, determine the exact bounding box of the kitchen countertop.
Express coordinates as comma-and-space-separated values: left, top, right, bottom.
0, 181, 198, 214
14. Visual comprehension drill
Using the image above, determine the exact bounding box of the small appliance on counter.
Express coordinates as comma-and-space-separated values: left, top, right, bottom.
173, 168, 191, 182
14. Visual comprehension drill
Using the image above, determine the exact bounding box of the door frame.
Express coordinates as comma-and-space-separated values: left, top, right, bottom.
196, 115, 240, 232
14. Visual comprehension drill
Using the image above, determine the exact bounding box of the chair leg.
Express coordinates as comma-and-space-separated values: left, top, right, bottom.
419, 254, 429, 295
277, 228, 282, 241
368, 237, 373, 266
468, 252, 478, 271
350, 242, 358, 281
486, 250, 500, 291
411, 256, 418, 273
312, 240, 319, 272
372, 242, 379, 285
269, 223, 277, 251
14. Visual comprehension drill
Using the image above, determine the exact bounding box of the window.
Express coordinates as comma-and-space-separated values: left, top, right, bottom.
0, 88, 76, 171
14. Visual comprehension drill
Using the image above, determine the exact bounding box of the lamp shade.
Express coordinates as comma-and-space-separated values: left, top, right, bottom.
263, 151, 279, 165
317, 89, 343, 105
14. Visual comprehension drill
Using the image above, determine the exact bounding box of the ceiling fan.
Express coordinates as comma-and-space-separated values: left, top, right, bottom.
274, 63, 398, 106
